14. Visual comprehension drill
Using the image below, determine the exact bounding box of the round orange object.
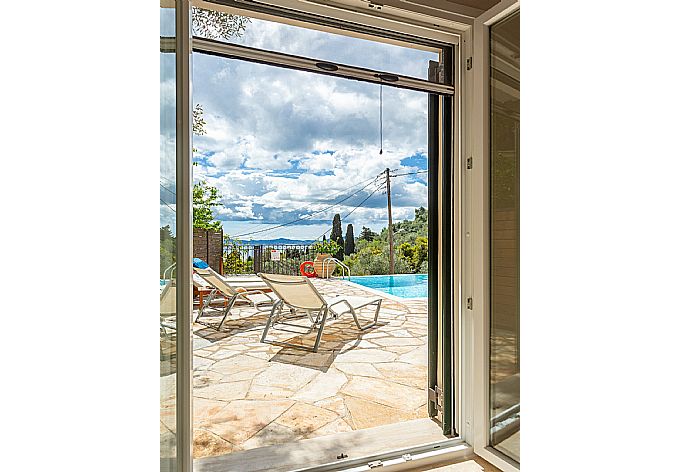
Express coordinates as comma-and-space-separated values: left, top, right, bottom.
299, 261, 317, 278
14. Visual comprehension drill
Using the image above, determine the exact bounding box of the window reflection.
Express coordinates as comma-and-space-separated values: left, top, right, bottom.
191, 6, 439, 81
489, 9, 520, 463
160, 2, 177, 470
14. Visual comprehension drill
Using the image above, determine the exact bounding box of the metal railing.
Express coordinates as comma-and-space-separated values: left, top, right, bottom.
320, 257, 351, 280
223, 243, 320, 276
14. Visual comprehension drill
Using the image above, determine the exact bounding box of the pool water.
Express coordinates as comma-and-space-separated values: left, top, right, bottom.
349, 274, 428, 299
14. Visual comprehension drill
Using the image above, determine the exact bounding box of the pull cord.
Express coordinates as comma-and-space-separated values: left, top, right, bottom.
379, 82, 383, 155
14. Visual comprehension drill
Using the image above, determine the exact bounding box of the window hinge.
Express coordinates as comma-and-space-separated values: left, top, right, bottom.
429, 386, 444, 410
467, 297, 473, 310
466, 157, 473, 169
466, 57, 473, 70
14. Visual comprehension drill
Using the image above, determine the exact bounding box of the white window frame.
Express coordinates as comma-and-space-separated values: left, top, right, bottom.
171, 1, 521, 470
467, 1, 520, 471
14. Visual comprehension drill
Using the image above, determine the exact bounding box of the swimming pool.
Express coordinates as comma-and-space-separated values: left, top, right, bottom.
349, 274, 428, 299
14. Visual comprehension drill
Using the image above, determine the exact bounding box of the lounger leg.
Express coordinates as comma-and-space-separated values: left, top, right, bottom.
195, 288, 218, 322
305, 310, 316, 330
217, 294, 239, 330
312, 307, 328, 352
351, 299, 382, 330
261, 300, 282, 343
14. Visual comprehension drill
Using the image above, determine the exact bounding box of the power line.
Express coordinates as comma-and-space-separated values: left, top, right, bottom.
229, 176, 383, 239
231, 179, 380, 239
389, 170, 428, 178
219, 172, 385, 238
311, 181, 387, 242
160, 182, 176, 196
249, 176, 386, 241
160, 199, 176, 213
160, 174, 176, 186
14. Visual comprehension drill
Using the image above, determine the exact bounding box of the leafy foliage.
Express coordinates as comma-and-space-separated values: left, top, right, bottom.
192, 103, 207, 136
343, 207, 428, 275
192, 7, 250, 40
193, 181, 222, 230
312, 239, 342, 256
398, 237, 428, 273
344, 240, 412, 275
160, 225, 176, 277
359, 226, 375, 242
222, 237, 253, 274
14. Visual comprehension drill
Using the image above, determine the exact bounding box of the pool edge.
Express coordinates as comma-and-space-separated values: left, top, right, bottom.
339, 278, 428, 303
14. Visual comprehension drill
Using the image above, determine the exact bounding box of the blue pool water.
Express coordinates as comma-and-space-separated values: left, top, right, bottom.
350, 274, 428, 299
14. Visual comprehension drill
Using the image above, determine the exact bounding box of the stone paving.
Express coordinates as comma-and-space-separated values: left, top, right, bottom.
160, 278, 428, 459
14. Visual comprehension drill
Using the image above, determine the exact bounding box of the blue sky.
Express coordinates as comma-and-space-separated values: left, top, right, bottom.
161, 12, 435, 240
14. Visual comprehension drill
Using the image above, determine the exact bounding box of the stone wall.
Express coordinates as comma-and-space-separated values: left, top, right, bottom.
193, 228, 224, 275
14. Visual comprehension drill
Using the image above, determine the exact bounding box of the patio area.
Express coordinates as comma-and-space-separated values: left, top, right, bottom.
161, 278, 429, 459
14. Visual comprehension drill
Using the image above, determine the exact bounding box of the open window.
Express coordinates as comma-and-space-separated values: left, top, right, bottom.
161, 1, 520, 471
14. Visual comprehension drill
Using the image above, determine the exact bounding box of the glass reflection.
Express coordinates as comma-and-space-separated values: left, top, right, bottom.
160, 1, 177, 470
489, 9, 520, 463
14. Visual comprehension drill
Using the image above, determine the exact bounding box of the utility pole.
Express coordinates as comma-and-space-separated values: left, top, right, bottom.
386, 168, 394, 275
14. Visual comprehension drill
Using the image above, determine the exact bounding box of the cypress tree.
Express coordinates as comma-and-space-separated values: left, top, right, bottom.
330, 213, 345, 260
360, 226, 375, 242
344, 224, 355, 256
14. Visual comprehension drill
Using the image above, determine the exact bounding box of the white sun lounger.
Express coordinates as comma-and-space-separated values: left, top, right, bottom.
194, 266, 277, 329
258, 273, 382, 352
160, 280, 177, 350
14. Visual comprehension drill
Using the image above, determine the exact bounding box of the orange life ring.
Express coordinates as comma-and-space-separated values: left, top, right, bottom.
299, 261, 317, 278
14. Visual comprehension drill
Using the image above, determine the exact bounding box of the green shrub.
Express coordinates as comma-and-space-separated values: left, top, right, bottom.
312, 240, 342, 255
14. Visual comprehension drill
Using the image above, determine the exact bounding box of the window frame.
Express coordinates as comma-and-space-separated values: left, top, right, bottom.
467, 1, 520, 471
168, 0, 522, 470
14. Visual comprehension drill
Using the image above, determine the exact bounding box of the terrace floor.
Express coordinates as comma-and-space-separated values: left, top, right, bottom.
160, 278, 430, 460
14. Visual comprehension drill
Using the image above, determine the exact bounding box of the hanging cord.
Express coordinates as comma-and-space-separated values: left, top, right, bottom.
379, 82, 383, 155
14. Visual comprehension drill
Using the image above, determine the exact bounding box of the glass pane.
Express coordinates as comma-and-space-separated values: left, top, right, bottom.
191, 6, 439, 80
190, 51, 432, 464
489, 10, 520, 463
160, 2, 177, 470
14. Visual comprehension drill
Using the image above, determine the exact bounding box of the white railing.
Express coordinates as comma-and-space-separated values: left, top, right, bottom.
320, 257, 351, 280
162, 262, 176, 280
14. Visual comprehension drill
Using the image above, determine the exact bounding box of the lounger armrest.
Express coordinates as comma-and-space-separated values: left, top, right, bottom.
241, 290, 276, 304
243, 289, 271, 296
327, 298, 354, 311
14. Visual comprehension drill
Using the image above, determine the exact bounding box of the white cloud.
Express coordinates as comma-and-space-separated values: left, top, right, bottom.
186, 20, 431, 239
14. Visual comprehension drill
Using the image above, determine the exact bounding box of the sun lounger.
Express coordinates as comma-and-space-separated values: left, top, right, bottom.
194, 266, 277, 329
258, 273, 382, 352
160, 280, 177, 351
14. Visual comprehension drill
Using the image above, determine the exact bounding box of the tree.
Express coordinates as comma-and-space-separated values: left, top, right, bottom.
343, 207, 429, 276
192, 103, 207, 137
191, 103, 206, 158
343, 241, 412, 275
330, 214, 345, 260
192, 7, 250, 40
344, 224, 355, 256
193, 181, 222, 230
360, 226, 375, 242
160, 225, 176, 277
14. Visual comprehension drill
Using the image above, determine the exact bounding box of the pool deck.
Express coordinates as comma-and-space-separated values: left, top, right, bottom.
160, 277, 429, 460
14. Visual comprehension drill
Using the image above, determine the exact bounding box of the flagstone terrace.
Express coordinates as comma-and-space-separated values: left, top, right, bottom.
160, 278, 429, 460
